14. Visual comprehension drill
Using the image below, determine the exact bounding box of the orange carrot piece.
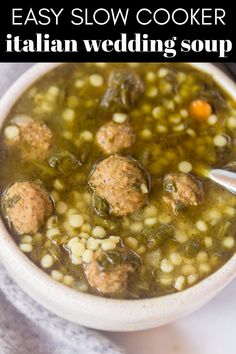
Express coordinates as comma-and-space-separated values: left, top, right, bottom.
189, 99, 212, 121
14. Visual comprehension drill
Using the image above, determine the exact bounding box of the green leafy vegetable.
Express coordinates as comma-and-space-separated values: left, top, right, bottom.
144, 224, 175, 249
48, 151, 81, 175
1, 194, 21, 211
183, 239, 201, 258
92, 193, 110, 217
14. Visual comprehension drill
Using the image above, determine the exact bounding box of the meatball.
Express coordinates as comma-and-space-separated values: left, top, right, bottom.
1, 181, 53, 235
89, 155, 148, 216
101, 70, 144, 111
84, 248, 138, 296
4, 115, 53, 160
163, 173, 204, 213
96, 121, 135, 155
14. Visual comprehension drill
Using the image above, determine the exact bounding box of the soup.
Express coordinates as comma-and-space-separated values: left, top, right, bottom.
1, 63, 236, 299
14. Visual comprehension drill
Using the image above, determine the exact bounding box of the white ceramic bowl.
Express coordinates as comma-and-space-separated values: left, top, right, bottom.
0, 63, 236, 332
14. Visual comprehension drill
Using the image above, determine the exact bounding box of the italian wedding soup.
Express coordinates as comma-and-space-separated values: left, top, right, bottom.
1, 63, 236, 299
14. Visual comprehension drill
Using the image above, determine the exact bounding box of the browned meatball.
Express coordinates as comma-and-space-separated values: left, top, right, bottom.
96, 121, 135, 155
101, 70, 144, 111
1, 181, 53, 235
84, 248, 138, 296
163, 173, 204, 213
89, 155, 148, 216
4, 115, 53, 160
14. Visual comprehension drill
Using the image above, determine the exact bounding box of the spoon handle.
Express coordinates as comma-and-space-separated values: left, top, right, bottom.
209, 169, 236, 194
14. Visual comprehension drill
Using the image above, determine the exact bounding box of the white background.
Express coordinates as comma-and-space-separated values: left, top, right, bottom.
107, 274, 236, 354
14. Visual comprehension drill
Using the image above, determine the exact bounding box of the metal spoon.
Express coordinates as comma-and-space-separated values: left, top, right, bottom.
209, 169, 236, 194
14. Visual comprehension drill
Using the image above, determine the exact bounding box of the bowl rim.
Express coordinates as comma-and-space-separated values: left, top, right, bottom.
0, 62, 236, 311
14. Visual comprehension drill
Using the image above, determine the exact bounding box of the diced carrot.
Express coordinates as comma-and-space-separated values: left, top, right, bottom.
189, 99, 212, 121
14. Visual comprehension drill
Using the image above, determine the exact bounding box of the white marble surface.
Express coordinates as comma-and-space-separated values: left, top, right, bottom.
108, 278, 236, 354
